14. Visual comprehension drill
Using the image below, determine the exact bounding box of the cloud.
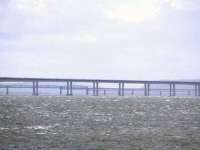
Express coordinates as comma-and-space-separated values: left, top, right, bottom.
79, 32, 97, 43
104, 0, 161, 24
14, 0, 49, 16
103, 0, 200, 24
1, 0, 200, 79
165, 0, 200, 11
0, 0, 104, 35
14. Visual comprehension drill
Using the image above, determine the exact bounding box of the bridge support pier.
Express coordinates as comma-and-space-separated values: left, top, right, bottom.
93, 82, 99, 96
104, 89, 106, 96
6, 86, 9, 95
69, 81, 73, 96
195, 84, 198, 96
198, 84, 200, 96
173, 83, 176, 96
169, 83, 176, 96
86, 87, 89, 96
36, 81, 39, 96
59, 87, 62, 95
66, 81, 69, 96
32, 81, 39, 96
66, 81, 73, 96
144, 83, 150, 96
93, 82, 95, 96
170, 84, 172, 96
118, 82, 125, 96
122, 82, 124, 96
118, 83, 121, 96
96, 82, 99, 96
33, 82, 35, 96
131, 89, 134, 96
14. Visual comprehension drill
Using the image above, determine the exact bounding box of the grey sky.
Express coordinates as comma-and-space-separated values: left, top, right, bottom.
0, 0, 200, 80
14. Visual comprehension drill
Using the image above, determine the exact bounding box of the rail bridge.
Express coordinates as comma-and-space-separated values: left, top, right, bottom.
0, 77, 200, 96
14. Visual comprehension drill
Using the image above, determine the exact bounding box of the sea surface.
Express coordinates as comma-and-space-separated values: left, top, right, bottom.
0, 96, 200, 150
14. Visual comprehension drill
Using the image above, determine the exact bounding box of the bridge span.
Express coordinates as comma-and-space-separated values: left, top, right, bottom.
0, 77, 200, 96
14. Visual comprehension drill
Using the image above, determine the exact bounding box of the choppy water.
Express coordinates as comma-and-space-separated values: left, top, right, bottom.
0, 96, 200, 150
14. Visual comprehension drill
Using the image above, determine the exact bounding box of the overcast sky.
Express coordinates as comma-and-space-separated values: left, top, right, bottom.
0, 0, 200, 80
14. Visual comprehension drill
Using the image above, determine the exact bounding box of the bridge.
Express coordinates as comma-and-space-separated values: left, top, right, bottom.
0, 77, 200, 96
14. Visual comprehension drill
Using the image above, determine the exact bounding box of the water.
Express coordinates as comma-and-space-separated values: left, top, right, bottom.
0, 96, 200, 150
